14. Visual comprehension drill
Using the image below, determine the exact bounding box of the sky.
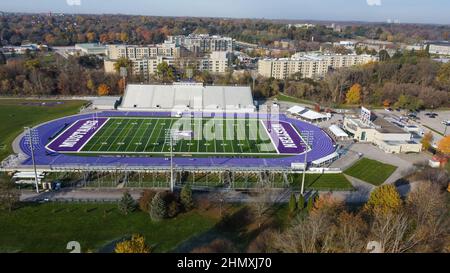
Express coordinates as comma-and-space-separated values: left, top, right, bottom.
1, 0, 449, 25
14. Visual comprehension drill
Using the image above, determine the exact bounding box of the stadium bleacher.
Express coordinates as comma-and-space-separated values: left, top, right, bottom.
119, 83, 256, 113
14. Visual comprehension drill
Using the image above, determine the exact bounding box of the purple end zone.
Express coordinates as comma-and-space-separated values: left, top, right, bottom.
46, 118, 108, 152
264, 121, 306, 154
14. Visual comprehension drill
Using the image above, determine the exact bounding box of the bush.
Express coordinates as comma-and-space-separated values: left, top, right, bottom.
114, 234, 151, 253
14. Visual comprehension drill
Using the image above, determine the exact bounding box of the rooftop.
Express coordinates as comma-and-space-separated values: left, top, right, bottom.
372, 116, 407, 134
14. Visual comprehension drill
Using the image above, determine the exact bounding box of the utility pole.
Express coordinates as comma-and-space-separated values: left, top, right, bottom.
25, 127, 39, 193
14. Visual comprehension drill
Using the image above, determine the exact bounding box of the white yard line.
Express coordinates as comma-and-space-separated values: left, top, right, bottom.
143, 119, 160, 152
106, 119, 132, 152
85, 118, 120, 151
123, 119, 146, 152
260, 120, 280, 154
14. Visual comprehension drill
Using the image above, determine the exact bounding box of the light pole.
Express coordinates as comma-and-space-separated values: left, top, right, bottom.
165, 129, 179, 192
300, 131, 314, 196
24, 127, 39, 193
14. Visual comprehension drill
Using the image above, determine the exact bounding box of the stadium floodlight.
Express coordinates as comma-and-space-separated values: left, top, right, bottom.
164, 129, 181, 192
300, 131, 314, 196
24, 127, 40, 193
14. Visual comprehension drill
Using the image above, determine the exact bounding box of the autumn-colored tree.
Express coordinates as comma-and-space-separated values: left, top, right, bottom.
120, 32, 129, 43
364, 185, 402, 216
346, 84, 362, 105
114, 234, 151, 253
437, 135, 450, 155
383, 99, 391, 108
86, 79, 95, 93
97, 84, 110, 96
138, 190, 157, 213
86, 32, 96, 42
118, 78, 126, 94
421, 131, 434, 152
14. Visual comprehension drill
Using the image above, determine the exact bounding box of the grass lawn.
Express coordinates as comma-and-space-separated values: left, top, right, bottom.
0, 202, 218, 253
291, 173, 354, 191
276, 94, 315, 105
344, 158, 397, 186
0, 99, 87, 160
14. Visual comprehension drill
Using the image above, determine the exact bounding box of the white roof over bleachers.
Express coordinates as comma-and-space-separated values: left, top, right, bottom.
311, 152, 339, 166
287, 105, 328, 121
329, 125, 349, 138
119, 83, 255, 113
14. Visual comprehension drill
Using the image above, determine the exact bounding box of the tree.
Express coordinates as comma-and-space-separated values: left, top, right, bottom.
364, 185, 402, 216
437, 135, 450, 155
86, 32, 96, 42
180, 184, 194, 211
97, 84, 110, 96
86, 79, 95, 93
118, 191, 136, 215
156, 61, 175, 83
0, 52, 6, 65
0, 177, 20, 213
150, 192, 166, 221
138, 189, 157, 213
297, 194, 305, 212
113, 57, 132, 73
379, 50, 390, 62
288, 192, 297, 217
114, 234, 151, 253
346, 83, 362, 105
421, 131, 434, 152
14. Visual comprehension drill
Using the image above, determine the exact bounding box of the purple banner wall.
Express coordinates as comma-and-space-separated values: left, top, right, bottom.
46, 118, 108, 152
264, 121, 306, 154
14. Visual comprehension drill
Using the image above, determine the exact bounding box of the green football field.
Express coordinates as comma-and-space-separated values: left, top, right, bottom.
80, 117, 278, 155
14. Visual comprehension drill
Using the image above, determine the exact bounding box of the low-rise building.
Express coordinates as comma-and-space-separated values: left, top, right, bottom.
428, 41, 450, 56
343, 108, 422, 154
75, 43, 107, 56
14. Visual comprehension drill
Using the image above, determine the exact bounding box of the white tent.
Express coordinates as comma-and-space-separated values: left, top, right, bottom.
287, 105, 329, 122
329, 125, 349, 138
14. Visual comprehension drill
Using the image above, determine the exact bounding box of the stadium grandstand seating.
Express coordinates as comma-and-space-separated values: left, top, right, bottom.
119, 82, 256, 113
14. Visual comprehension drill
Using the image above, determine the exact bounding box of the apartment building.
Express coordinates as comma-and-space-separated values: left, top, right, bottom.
428, 41, 450, 56
166, 34, 234, 53
107, 43, 181, 60
258, 53, 378, 79
105, 51, 228, 76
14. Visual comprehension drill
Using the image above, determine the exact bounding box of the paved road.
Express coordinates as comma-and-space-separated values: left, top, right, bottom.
20, 179, 420, 204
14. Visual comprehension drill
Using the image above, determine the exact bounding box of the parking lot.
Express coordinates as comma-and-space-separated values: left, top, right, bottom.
374, 109, 449, 146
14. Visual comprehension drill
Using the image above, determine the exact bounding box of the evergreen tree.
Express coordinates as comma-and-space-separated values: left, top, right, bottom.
288, 193, 297, 216
118, 191, 136, 215
0, 52, 6, 65
150, 192, 167, 221
306, 195, 315, 212
180, 184, 194, 211
298, 194, 305, 212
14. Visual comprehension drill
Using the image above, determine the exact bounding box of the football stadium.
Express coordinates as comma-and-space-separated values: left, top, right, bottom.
10, 83, 338, 189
